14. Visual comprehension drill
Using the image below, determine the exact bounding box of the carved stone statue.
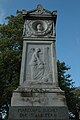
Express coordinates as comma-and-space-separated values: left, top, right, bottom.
29, 48, 44, 80
29, 47, 53, 82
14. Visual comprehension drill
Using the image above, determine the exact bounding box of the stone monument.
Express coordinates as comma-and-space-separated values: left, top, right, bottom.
9, 5, 69, 120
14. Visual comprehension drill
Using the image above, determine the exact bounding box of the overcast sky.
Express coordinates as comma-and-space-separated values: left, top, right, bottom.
0, 0, 80, 87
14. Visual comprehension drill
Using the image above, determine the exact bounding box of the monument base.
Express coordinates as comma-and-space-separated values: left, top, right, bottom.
11, 87, 66, 106
9, 106, 69, 120
8, 87, 69, 120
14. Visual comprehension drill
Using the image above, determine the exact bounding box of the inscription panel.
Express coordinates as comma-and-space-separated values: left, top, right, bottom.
9, 106, 69, 120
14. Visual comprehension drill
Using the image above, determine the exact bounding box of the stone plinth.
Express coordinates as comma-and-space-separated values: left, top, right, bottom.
11, 87, 66, 106
9, 86, 69, 120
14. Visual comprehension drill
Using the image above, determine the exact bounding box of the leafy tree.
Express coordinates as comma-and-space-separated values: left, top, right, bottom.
75, 88, 80, 110
75, 88, 80, 97
0, 11, 24, 105
57, 60, 77, 113
0, 10, 78, 116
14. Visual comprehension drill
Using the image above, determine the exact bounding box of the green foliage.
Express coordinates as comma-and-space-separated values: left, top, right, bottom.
57, 60, 77, 113
0, 12, 24, 105
75, 88, 80, 109
75, 88, 80, 97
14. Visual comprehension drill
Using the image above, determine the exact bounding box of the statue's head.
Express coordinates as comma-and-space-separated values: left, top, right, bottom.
37, 23, 43, 32
35, 48, 41, 52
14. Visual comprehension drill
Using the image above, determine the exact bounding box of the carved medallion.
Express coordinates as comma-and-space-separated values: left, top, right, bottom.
23, 20, 53, 37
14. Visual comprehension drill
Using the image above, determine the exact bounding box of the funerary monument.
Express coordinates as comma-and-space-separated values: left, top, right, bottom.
9, 5, 69, 120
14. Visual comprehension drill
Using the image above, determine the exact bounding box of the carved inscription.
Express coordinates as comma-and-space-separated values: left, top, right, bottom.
17, 107, 56, 119
9, 106, 69, 120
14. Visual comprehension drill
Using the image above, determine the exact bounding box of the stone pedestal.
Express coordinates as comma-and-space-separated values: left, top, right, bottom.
9, 87, 69, 120
9, 5, 69, 120
11, 87, 65, 106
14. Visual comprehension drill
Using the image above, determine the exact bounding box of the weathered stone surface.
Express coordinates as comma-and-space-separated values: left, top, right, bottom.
22, 5, 57, 38
11, 88, 66, 106
20, 40, 58, 86
9, 106, 69, 120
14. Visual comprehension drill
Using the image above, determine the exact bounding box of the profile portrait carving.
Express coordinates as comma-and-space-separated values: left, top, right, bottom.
36, 23, 43, 32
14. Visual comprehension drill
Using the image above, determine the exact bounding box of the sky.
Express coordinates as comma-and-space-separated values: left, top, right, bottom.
0, 0, 80, 87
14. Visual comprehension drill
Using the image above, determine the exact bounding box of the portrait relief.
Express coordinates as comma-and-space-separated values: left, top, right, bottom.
36, 23, 43, 32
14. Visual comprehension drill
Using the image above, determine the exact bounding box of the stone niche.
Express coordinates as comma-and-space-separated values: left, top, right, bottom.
8, 5, 69, 120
